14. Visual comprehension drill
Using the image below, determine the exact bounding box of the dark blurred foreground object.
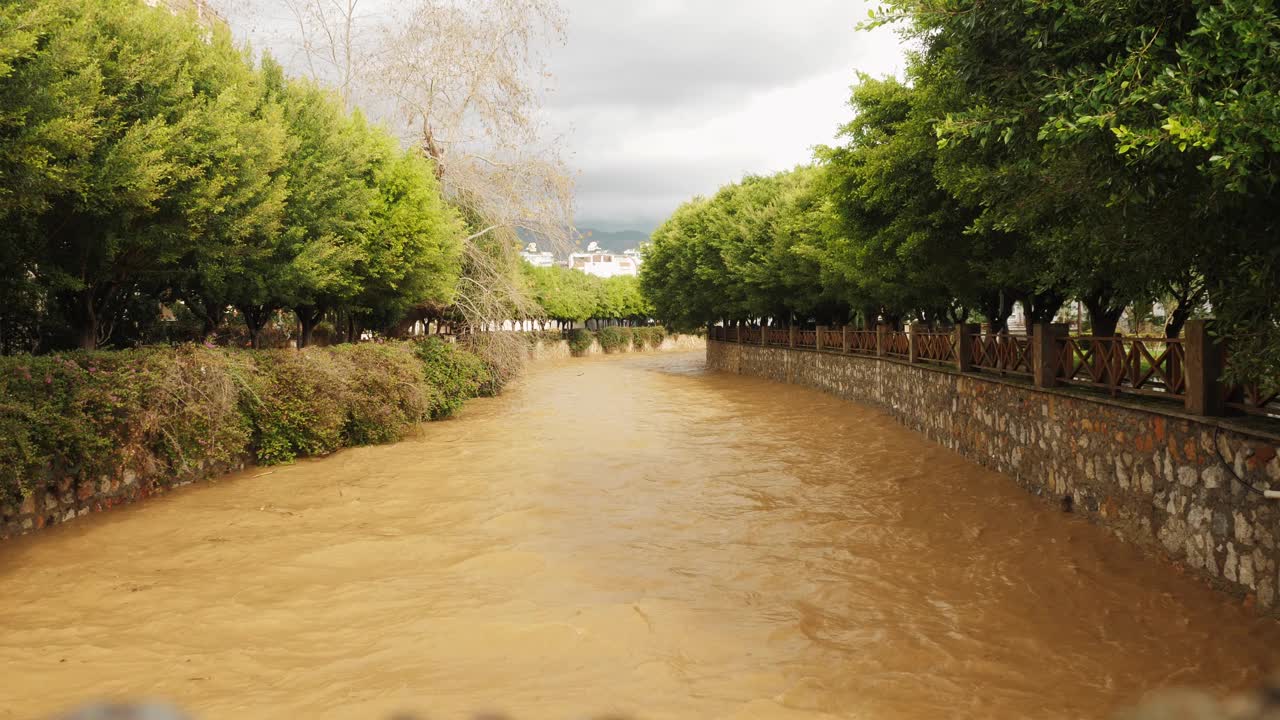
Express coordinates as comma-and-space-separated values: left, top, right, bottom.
59, 689, 1280, 720
1119, 678, 1280, 720
60, 706, 630, 720
62, 706, 190, 720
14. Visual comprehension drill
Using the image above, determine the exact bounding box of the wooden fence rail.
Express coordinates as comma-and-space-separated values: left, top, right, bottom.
885, 331, 910, 359
708, 319, 1274, 420
915, 332, 957, 365
849, 330, 877, 355
971, 334, 1033, 377
1055, 336, 1185, 398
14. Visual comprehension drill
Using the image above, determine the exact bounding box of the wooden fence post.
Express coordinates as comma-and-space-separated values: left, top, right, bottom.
908, 322, 924, 364
788, 325, 797, 349
876, 324, 887, 357
815, 325, 827, 352
1032, 322, 1068, 388
760, 323, 768, 346
841, 325, 850, 353
1185, 319, 1224, 416
956, 323, 978, 373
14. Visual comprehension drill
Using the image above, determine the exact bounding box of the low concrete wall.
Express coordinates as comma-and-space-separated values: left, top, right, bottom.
708, 340, 1280, 615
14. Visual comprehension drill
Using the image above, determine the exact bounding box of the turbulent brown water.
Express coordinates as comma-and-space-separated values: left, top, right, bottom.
1, 351, 1277, 720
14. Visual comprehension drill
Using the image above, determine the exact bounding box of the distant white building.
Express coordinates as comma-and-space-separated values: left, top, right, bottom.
519, 242, 556, 268
569, 242, 642, 278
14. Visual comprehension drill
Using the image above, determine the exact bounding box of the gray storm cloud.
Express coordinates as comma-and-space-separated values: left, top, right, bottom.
217, 0, 906, 233
545, 0, 905, 232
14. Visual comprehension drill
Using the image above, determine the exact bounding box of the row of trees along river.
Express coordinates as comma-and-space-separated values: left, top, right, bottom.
0, 0, 465, 351
0, 0, 618, 356
638, 1, 1280, 397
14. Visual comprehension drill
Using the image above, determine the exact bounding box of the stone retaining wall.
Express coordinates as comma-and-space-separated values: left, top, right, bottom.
708, 340, 1280, 616
3, 456, 251, 538
528, 333, 705, 360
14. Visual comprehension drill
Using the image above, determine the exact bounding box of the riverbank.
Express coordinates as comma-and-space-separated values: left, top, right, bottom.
0, 332, 704, 539
707, 339, 1280, 618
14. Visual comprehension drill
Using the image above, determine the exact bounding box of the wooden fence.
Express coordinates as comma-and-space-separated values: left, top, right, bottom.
708, 320, 1274, 420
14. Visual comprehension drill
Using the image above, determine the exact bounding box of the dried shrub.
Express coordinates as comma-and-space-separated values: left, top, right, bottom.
457, 332, 525, 395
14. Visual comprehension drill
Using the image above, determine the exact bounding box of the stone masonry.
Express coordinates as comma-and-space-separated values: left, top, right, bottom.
0, 456, 249, 539
708, 340, 1280, 617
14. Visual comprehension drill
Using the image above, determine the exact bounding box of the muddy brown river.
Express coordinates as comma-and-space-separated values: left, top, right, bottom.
1, 351, 1277, 719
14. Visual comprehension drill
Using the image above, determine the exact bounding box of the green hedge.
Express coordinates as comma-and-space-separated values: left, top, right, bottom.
567, 329, 595, 357
413, 337, 492, 416
0, 340, 492, 505
632, 326, 667, 350
597, 326, 633, 353
0, 329, 677, 505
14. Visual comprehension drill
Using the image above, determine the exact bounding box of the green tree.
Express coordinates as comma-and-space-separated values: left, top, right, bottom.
355, 140, 463, 337
639, 168, 838, 331
711, 169, 833, 325
0, 0, 284, 349
526, 265, 599, 326
879, 0, 1185, 335
597, 275, 651, 324
641, 196, 743, 331
1037, 0, 1280, 377
268, 66, 375, 347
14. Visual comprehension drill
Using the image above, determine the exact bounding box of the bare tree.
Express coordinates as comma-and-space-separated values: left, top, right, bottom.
214, 0, 574, 356
379, 0, 573, 243
280, 0, 365, 103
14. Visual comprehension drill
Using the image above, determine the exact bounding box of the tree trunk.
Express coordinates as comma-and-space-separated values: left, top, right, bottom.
1083, 295, 1125, 338
201, 304, 221, 338
181, 293, 223, 338
1017, 290, 1066, 334
1165, 302, 1192, 339
295, 305, 323, 349
1163, 276, 1205, 339
77, 311, 98, 350
977, 290, 1013, 334
239, 305, 271, 350
72, 287, 106, 350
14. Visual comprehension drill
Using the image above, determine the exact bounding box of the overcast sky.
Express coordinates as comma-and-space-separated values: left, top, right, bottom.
220, 1, 908, 234
546, 1, 906, 232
